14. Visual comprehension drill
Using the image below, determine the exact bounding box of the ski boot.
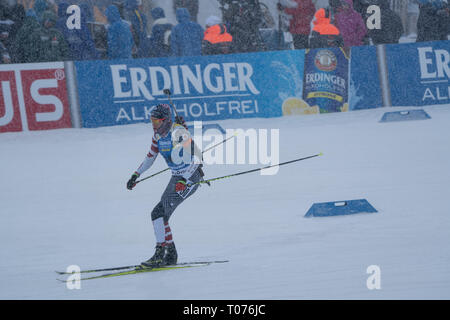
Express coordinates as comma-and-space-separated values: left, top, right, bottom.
163, 242, 178, 266
139, 243, 166, 269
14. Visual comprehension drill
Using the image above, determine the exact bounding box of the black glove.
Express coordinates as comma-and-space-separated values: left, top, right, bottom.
175, 115, 188, 129
127, 173, 139, 190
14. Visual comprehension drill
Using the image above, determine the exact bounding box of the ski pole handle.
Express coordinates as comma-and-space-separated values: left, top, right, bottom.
163, 88, 180, 119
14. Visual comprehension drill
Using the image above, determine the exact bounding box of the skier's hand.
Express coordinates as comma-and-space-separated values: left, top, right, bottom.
175, 179, 187, 192
127, 173, 139, 190
175, 115, 187, 129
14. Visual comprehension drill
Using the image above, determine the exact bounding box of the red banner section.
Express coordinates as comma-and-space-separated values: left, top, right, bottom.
0, 63, 72, 133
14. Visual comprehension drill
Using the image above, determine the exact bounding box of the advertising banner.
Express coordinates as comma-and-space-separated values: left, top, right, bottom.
349, 45, 382, 111
0, 62, 71, 133
74, 50, 305, 128
386, 41, 450, 106
286, 45, 382, 116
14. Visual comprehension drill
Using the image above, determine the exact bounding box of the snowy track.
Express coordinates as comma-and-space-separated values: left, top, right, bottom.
1, 105, 450, 299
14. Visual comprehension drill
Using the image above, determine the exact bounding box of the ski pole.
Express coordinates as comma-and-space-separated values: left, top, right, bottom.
163, 88, 179, 119
135, 132, 239, 185
135, 168, 169, 184
188, 153, 323, 187
202, 131, 238, 153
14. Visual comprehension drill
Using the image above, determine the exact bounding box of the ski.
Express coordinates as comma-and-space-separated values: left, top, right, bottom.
56, 262, 222, 282
55, 260, 228, 275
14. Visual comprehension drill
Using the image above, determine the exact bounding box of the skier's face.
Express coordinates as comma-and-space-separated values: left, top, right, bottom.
151, 117, 166, 130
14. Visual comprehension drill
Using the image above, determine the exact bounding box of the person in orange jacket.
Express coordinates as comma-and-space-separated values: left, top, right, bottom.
309, 4, 344, 48
202, 15, 233, 55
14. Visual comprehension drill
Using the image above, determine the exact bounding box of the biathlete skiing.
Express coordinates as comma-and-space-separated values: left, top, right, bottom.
126, 103, 205, 269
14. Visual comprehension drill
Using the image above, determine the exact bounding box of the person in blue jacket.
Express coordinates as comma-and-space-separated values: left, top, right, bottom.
124, 0, 148, 58
33, 0, 49, 23
56, 2, 99, 61
148, 7, 173, 58
171, 7, 203, 57
105, 4, 134, 59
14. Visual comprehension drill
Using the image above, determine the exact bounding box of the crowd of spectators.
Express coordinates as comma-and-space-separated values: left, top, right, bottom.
0, 0, 449, 65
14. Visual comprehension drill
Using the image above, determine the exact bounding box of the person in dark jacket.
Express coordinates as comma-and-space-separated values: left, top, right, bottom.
221, 0, 265, 53
416, 0, 449, 42
367, 0, 403, 44
1, 3, 25, 62
56, 2, 98, 61
148, 7, 173, 58
34, 10, 70, 62
105, 4, 134, 59
202, 15, 233, 55
6, 3, 25, 46
352, 0, 372, 16
171, 7, 203, 57
124, 0, 148, 58
10, 9, 41, 63
173, 0, 199, 23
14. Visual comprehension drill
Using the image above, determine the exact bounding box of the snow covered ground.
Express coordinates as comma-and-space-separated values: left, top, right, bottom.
1, 104, 450, 299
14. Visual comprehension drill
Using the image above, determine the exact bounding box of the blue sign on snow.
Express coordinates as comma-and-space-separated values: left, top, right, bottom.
304, 199, 378, 218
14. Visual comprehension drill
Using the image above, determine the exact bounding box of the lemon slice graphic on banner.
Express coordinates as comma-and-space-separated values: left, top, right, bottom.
282, 98, 319, 115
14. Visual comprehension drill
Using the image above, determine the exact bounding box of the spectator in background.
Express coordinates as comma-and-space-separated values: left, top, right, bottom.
221, 0, 265, 53
148, 7, 173, 58
416, 0, 449, 42
33, 0, 49, 22
112, 1, 126, 19
352, 0, 372, 16
56, 2, 98, 61
309, 6, 344, 48
0, 2, 7, 18
280, 0, 316, 49
7, 3, 25, 45
173, 0, 199, 23
0, 40, 11, 64
10, 9, 41, 63
202, 15, 233, 55
35, 10, 69, 62
124, 0, 148, 58
0, 3, 25, 61
79, 1, 94, 23
0, 2, 12, 47
171, 7, 203, 57
105, 4, 134, 59
334, 0, 367, 47
367, 0, 403, 44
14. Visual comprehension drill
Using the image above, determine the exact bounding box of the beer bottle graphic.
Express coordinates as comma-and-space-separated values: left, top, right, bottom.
303, 47, 350, 113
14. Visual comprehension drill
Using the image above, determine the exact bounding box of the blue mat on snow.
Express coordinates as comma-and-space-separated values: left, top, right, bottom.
379, 109, 431, 122
305, 199, 378, 217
